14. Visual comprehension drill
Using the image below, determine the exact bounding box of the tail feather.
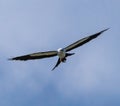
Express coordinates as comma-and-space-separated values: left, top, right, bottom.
66, 53, 75, 57
52, 58, 61, 71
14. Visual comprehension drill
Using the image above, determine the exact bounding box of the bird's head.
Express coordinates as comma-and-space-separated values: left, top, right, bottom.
57, 48, 66, 52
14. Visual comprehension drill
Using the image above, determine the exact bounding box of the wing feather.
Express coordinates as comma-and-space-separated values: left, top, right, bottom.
9, 51, 57, 61
64, 28, 109, 52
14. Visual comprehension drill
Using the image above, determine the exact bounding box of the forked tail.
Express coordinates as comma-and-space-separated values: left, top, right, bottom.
66, 53, 75, 57
52, 53, 75, 71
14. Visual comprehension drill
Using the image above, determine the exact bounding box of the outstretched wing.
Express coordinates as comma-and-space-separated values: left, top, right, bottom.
64, 28, 109, 52
9, 51, 57, 61
52, 58, 61, 71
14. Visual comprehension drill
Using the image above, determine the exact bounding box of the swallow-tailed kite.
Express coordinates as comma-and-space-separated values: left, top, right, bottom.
9, 28, 109, 70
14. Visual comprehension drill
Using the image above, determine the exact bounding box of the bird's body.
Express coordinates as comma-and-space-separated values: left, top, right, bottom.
9, 28, 109, 70
57, 48, 66, 62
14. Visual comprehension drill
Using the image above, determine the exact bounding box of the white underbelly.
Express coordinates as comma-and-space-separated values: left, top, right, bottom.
57, 51, 66, 59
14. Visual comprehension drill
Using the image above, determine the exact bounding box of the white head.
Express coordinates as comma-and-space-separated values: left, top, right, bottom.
57, 48, 63, 52
57, 48, 66, 53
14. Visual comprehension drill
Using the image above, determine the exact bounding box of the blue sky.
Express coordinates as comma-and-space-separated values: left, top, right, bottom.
0, 0, 120, 106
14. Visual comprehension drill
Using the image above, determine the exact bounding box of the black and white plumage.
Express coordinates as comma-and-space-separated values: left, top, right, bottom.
9, 28, 109, 70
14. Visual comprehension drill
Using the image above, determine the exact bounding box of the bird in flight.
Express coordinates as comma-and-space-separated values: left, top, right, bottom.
9, 28, 109, 70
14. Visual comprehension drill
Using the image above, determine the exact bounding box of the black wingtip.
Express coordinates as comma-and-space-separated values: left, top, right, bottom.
8, 58, 13, 61
94, 28, 109, 38
100, 28, 109, 34
8, 57, 18, 61
8, 58, 18, 61
8, 57, 25, 61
